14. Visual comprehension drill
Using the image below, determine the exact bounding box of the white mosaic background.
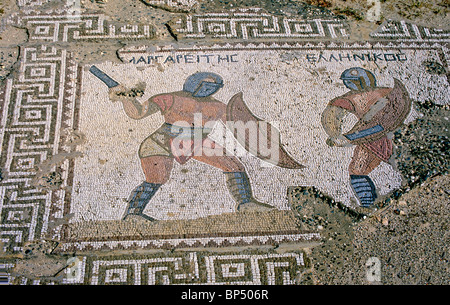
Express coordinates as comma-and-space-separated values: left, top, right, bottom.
71, 48, 447, 221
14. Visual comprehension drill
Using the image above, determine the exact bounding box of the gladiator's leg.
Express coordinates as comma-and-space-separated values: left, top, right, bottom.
141, 155, 174, 184
123, 156, 174, 221
192, 140, 274, 212
348, 145, 382, 207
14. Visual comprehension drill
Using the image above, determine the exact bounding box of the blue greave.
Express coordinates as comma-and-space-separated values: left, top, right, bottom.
127, 182, 161, 214
350, 175, 377, 206
225, 172, 252, 204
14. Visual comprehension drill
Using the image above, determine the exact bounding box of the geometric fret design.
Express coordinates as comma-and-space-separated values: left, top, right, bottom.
204, 253, 304, 285
2, 252, 306, 285
89, 253, 200, 285
9, 12, 155, 42
86, 252, 305, 285
371, 19, 450, 42
174, 8, 350, 40
0, 46, 79, 252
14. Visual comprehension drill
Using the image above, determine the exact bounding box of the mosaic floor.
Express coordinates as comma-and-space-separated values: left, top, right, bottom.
0, 0, 448, 286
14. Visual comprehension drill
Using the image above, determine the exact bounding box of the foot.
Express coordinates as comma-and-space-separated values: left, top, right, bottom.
237, 200, 274, 212
122, 211, 158, 222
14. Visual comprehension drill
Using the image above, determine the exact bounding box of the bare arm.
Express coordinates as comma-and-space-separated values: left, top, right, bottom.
121, 98, 161, 120
321, 105, 352, 147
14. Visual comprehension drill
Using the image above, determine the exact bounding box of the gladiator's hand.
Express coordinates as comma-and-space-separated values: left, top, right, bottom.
108, 85, 130, 102
109, 83, 146, 102
326, 135, 351, 147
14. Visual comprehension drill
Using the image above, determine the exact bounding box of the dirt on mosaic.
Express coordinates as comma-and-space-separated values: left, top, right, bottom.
0, 0, 448, 287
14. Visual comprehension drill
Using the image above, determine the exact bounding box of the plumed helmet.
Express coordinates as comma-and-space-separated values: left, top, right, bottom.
340, 67, 377, 91
183, 72, 224, 97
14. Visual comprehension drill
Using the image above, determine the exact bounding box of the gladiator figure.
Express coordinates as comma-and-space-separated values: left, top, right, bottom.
104, 71, 303, 221
321, 68, 411, 207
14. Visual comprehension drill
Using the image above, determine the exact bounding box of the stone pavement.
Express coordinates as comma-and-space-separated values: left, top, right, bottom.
0, 0, 448, 285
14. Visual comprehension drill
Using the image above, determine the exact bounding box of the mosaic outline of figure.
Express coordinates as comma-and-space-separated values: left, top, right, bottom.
96, 69, 304, 221
321, 67, 412, 207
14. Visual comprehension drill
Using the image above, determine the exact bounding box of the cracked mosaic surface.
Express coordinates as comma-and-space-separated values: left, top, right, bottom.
0, 0, 448, 285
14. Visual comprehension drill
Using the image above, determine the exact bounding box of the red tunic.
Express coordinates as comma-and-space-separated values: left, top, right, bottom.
329, 80, 411, 162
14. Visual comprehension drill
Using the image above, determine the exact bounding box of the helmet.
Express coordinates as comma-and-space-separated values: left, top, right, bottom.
183, 72, 224, 97
183, 72, 223, 97
340, 68, 377, 91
